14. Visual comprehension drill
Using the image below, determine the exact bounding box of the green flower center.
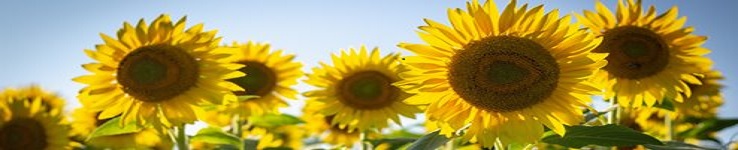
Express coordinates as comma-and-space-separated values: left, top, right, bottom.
595, 26, 670, 79
337, 71, 399, 110
117, 44, 199, 102
448, 36, 559, 112
0, 118, 48, 150
229, 61, 277, 97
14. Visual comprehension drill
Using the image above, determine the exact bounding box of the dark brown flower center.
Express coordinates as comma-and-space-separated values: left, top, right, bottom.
229, 61, 277, 97
0, 118, 48, 150
595, 26, 669, 79
448, 36, 559, 112
337, 71, 399, 110
117, 44, 199, 102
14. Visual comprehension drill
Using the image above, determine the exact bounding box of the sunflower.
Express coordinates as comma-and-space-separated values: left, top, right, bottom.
1, 85, 65, 113
201, 41, 302, 127
395, 0, 606, 146
578, 0, 712, 107
303, 46, 421, 132
69, 108, 172, 149
302, 103, 362, 146
0, 87, 70, 150
624, 69, 724, 140
672, 70, 723, 118
73, 14, 245, 127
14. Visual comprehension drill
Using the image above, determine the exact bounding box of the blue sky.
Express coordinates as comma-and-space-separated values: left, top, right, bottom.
1, 0, 736, 145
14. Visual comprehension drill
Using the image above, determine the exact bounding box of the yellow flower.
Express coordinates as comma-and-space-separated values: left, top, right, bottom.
73, 14, 245, 127
69, 108, 172, 149
302, 103, 361, 146
395, 0, 606, 147
0, 85, 65, 113
0, 86, 70, 150
303, 46, 421, 131
623, 70, 724, 140
578, 0, 712, 107
673, 70, 723, 118
202, 41, 302, 127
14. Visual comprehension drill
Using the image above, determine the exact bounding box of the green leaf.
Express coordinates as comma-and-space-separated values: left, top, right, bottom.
238, 95, 261, 101
367, 138, 416, 150
190, 127, 242, 147
644, 141, 720, 150
541, 124, 663, 148
243, 139, 258, 150
678, 118, 738, 142
249, 114, 304, 128
406, 130, 452, 150
86, 116, 142, 140
385, 129, 424, 139
652, 99, 675, 111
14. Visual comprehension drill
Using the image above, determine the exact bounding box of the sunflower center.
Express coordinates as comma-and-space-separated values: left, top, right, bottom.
229, 61, 277, 96
117, 44, 199, 102
0, 118, 48, 150
448, 36, 559, 112
337, 71, 398, 110
595, 26, 669, 79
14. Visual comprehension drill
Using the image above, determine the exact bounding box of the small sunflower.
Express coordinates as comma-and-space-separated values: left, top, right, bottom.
0, 87, 70, 150
578, 0, 712, 107
202, 41, 302, 127
73, 14, 244, 127
673, 70, 723, 118
302, 104, 362, 146
243, 126, 304, 149
303, 46, 421, 131
69, 108, 172, 149
626, 69, 724, 139
1, 85, 65, 113
396, 0, 606, 146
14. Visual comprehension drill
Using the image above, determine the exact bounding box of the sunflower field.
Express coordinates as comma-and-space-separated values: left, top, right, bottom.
2, 0, 737, 150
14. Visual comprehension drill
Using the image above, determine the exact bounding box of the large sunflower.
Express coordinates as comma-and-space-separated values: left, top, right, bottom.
202, 41, 302, 127
395, 0, 606, 146
73, 14, 245, 127
303, 46, 421, 131
578, 0, 712, 107
0, 87, 70, 150
69, 108, 172, 149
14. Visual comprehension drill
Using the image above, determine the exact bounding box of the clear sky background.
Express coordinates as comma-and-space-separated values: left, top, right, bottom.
1, 0, 736, 145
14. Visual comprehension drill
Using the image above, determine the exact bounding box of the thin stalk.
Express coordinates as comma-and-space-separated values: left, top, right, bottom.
665, 112, 674, 141
232, 114, 242, 137
607, 98, 619, 125
176, 125, 188, 150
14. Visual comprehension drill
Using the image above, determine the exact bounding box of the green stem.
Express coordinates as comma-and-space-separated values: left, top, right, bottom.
665, 112, 674, 141
232, 114, 242, 137
607, 98, 619, 125
177, 125, 188, 150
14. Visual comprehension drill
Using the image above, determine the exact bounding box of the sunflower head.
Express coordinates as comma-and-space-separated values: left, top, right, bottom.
0, 86, 70, 150
0, 85, 65, 113
201, 41, 302, 127
396, 0, 606, 147
303, 46, 421, 132
73, 14, 245, 128
578, 0, 712, 107
673, 70, 723, 118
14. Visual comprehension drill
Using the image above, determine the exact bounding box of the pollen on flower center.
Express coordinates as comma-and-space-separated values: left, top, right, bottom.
337, 71, 398, 110
229, 61, 277, 96
117, 44, 199, 102
448, 36, 559, 112
0, 118, 48, 150
595, 26, 670, 79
